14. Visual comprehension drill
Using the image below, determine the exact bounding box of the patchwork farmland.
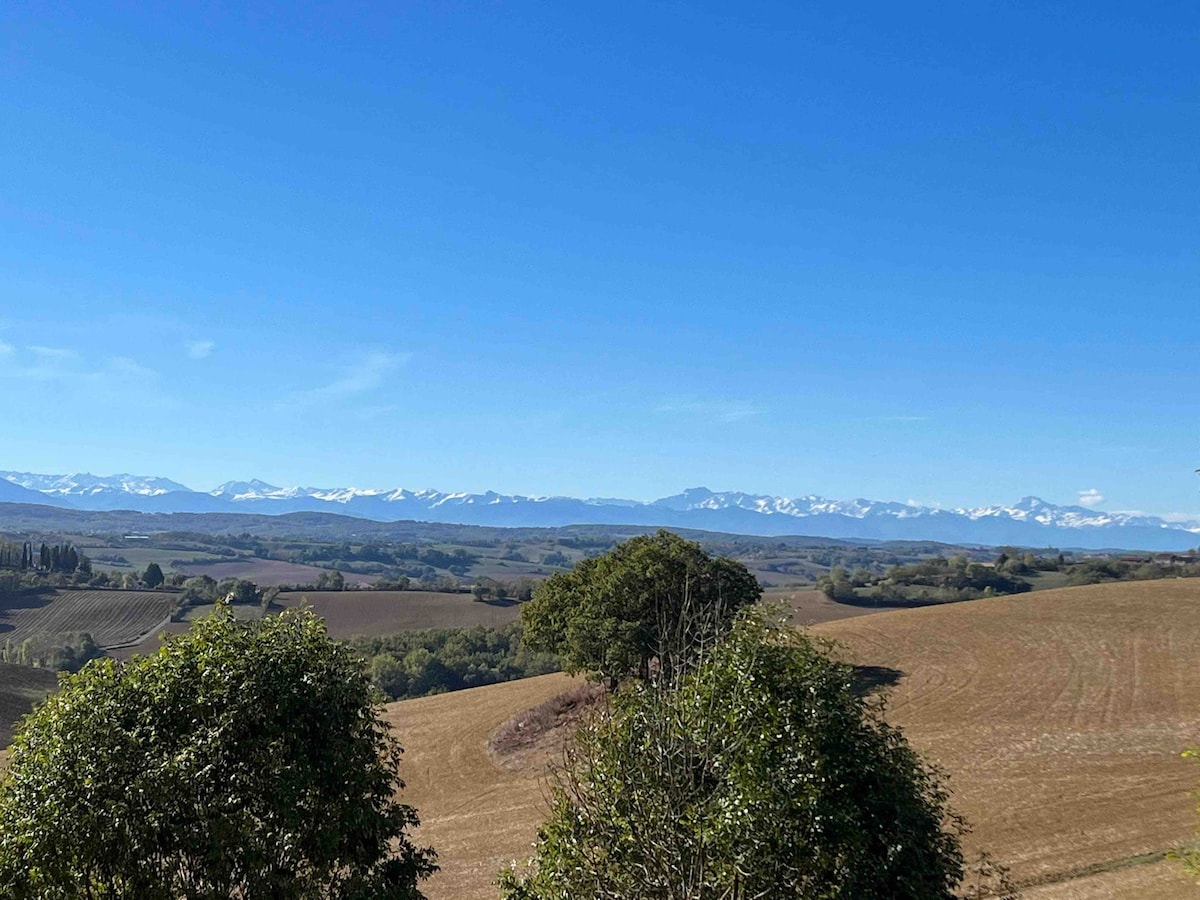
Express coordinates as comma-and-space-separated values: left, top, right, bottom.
0, 590, 175, 649
386, 579, 1200, 899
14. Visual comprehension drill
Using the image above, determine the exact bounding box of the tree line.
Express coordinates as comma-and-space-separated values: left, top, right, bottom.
818, 549, 1200, 605
818, 553, 1033, 604
0, 541, 90, 575
350, 623, 559, 701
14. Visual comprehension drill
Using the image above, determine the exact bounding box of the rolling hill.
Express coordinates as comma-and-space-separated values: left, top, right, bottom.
386, 579, 1200, 899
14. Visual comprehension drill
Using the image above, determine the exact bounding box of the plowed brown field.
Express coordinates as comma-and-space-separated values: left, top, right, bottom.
277, 591, 522, 639
0, 590, 174, 649
0, 661, 58, 747
386, 580, 1200, 899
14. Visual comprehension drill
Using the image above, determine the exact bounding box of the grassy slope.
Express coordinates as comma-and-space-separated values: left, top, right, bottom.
387, 580, 1200, 899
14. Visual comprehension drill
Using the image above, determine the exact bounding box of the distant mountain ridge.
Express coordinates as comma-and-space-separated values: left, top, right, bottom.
1, 471, 1197, 550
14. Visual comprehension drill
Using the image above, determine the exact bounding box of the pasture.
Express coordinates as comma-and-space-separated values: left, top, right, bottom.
386, 579, 1200, 899
0, 590, 175, 649
275, 591, 523, 639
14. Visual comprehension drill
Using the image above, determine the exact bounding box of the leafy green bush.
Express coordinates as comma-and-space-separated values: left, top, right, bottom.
0, 631, 102, 672
500, 609, 964, 898
0, 606, 436, 898
350, 622, 559, 701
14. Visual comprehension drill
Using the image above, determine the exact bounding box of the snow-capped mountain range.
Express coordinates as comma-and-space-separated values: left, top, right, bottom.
1, 471, 1197, 550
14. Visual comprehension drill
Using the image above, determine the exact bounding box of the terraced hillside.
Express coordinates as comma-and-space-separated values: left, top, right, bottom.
0, 590, 175, 649
386, 580, 1200, 899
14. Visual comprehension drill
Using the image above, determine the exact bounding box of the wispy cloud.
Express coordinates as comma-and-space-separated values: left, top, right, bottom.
1077, 488, 1104, 507
284, 351, 410, 409
657, 399, 763, 423
1154, 511, 1200, 523
0, 343, 171, 407
1, 345, 81, 380
186, 339, 215, 360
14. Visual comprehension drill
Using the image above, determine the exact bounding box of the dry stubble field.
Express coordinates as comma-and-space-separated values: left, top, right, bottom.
389, 579, 1200, 899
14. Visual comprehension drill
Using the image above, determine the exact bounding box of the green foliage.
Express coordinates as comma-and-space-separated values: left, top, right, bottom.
1061, 556, 1197, 586
316, 569, 347, 590
350, 622, 559, 701
0, 606, 436, 898
223, 577, 260, 603
820, 556, 1032, 604
0, 542, 88, 577
0, 541, 34, 571
521, 530, 761, 686
500, 609, 964, 899
0, 631, 102, 672
141, 561, 165, 588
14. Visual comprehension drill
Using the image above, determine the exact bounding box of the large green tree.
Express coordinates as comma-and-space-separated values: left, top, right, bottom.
141, 561, 165, 588
521, 530, 760, 687
501, 610, 965, 899
0, 606, 436, 898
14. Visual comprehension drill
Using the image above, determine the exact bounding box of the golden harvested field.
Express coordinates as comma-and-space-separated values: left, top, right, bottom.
776, 587, 893, 626
387, 579, 1200, 899
809, 579, 1200, 896
0, 590, 175, 649
384, 673, 577, 898
276, 591, 522, 639
1020, 859, 1195, 898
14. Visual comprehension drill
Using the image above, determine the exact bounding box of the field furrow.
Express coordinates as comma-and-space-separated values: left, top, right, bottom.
0, 590, 176, 649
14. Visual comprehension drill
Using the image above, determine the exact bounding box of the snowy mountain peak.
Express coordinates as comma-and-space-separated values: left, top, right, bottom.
2, 470, 1199, 550
212, 479, 282, 496
2, 471, 192, 496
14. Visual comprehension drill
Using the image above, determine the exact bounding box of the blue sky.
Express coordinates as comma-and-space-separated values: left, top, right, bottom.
1, 2, 1198, 513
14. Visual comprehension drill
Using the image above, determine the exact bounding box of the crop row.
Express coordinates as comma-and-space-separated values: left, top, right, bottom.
0, 590, 175, 649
